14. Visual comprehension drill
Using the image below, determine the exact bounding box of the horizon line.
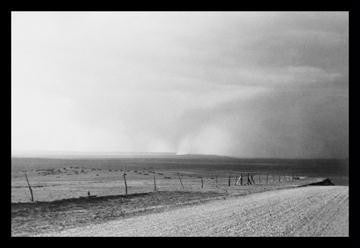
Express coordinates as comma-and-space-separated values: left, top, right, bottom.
11, 151, 348, 160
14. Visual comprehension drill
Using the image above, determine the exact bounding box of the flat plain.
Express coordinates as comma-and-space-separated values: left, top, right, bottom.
11, 155, 349, 236
39, 186, 348, 237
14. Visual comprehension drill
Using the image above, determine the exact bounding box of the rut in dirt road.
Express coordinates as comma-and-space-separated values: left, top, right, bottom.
39, 186, 348, 237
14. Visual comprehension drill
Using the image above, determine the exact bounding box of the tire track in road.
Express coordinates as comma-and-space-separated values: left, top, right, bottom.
39, 186, 348, 237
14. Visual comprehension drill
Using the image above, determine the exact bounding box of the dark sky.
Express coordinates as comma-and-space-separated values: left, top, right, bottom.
12, 12, 348, 158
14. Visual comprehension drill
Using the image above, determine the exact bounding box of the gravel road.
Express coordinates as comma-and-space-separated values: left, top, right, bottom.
40, 186, 348, 237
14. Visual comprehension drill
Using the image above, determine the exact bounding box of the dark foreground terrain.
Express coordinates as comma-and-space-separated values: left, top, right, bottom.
12, 177, 328, 236
11, 155, 348, 236
12, 191, 224, 236
41, 186, 348, 237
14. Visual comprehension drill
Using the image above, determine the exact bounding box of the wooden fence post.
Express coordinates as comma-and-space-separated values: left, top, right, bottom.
153, 175, 157, 192
228, 175, 231, 186
123, 173, 128, 196
240, 173, 243, 185
178, 174, 184, 190
201, 177, 204, 189
235, 176, 239, 186
24, 172, 34, 202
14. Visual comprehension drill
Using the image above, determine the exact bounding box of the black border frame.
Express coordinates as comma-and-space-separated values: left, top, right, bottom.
4, 1, 355, 246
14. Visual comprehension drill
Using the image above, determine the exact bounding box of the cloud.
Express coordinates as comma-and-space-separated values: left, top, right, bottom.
175, 87, 348, 158
12, 12, 348, 158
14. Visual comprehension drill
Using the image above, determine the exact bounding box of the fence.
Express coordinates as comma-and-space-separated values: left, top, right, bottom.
12, 168, 303, 203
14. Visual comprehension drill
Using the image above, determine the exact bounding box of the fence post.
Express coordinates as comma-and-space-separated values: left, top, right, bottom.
240, 173, 243, 185
228, 175, 231, 186
153, 175, 157, 192
24, 172, 34, 202
178, 174, 184, 190
201, 177, 204, 189
123, 173, 128, 196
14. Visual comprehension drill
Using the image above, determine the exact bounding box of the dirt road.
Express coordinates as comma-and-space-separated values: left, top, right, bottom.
39, 186, 348, 237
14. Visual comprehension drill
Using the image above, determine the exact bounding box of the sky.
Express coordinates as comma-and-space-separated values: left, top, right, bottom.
11, 12, 349, 158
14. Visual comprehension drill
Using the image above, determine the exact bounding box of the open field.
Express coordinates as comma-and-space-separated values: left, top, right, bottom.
38, 186, 348, 237
11, 156, 348, 236
11, 156, 348, 203
11, 165, 314, 203
12, 191, 225, 236
12, 176, 331, 236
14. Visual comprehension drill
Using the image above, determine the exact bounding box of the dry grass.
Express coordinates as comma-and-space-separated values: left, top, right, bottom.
11, 162, 334, 236
12, 166, 303, 203
12, 191, 226, 236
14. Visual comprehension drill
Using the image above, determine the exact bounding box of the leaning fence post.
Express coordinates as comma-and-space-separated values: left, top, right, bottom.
153, 175, 157, 192
24, 172, 34, 202
178, 174, 184, 190
123, 173, 128, 196
235, 176, 239, 186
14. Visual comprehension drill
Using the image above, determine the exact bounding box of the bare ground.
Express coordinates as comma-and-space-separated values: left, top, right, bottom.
38, 186, 348, 237
12, 191, 226, 236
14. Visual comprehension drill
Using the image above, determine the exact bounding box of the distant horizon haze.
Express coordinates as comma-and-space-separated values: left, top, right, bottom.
11, 150, 348, 160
